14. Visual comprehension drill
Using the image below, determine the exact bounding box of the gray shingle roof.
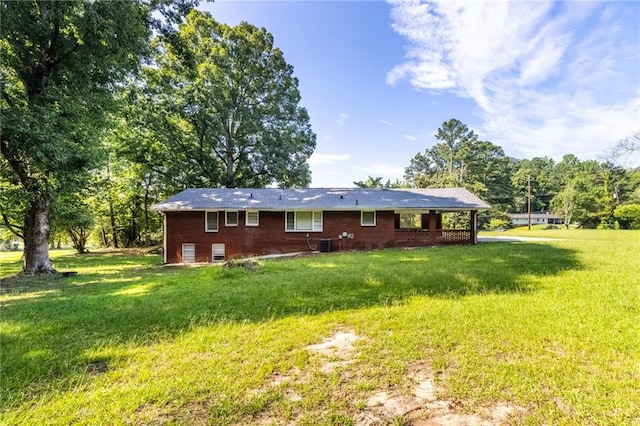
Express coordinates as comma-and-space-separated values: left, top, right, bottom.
150, 188, 491, 211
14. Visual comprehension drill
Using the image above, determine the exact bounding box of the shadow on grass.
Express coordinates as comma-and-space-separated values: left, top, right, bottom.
1, 242, 580, 401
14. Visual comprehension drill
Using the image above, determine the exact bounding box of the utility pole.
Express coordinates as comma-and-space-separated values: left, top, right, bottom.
527, 175, 532, 231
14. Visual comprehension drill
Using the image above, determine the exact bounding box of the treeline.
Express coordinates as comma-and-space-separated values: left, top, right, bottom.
355, 119, 640, 230
43, 117, 640, 254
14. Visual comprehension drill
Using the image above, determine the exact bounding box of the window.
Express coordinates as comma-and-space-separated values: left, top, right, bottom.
212, 244, 225, 262
182, 243, 195, 263
285, 211, 322, 232
313, 212, 322, 230
246, 211, 259, 226
399, 213, 421, 229
361, 211, 376, 226
226, 211, 238, 227
286, 211, 295, 230
205, 211, 218, 232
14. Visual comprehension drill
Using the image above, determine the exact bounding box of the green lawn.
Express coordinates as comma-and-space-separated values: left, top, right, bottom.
1, 232, 639, 425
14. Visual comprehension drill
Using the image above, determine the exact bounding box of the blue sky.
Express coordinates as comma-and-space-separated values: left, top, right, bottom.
202, 0, 640, 188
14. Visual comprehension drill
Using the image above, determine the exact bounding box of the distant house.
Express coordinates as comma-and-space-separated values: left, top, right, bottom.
150, 187, 491, 263
509, 212, 564, 227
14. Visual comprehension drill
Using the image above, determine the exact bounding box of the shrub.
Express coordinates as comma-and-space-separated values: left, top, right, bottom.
489, 218, 510, 230
613, 204, 640, 229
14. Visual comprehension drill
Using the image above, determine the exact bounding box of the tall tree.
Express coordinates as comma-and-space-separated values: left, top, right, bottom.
404, 119, 514, 227
1, 0, 195, 275
128, 10, 316, 189
551, 181, 579, 228
596, 161, 629, 228
353, 176, 403, 188
404, 119, 515, 226
88, 148, 164, 249
549, 154, 580, 227
405, 118, 480, 188
455, 139, 516, 211
435, 118, 477, 181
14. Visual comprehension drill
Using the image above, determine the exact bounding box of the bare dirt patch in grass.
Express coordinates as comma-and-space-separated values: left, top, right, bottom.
246, 329, 526, 425
356, 362, 525, 425
306, 327, 362, 374
248, 367, 304, 401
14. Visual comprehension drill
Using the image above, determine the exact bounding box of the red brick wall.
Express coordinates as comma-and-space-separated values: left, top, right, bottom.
164, 210, 403, 263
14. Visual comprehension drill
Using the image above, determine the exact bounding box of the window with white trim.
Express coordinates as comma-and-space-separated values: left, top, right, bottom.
361, 211, 376, 226
226, 211, 238, 227
246, 211, 259, 226
182, 243, 195, 263
205, 211, 218, 232
212, 243, 225, 262
285, 211, 322, 232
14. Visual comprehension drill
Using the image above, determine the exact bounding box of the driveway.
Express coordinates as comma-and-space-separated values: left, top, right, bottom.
478, 235, 563, 243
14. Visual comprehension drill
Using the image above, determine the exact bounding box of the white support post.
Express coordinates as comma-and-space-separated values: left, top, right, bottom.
163, 213, 167, 264
472, 210, 478, 244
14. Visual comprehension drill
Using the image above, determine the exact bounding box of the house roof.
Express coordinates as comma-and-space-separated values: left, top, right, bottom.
509, 212, 562, 219
150, 188, 491, 212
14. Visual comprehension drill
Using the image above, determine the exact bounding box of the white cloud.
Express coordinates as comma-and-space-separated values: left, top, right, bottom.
308, 153, 351, 166
309, 160, 407, 188
387, 0, 640, 161
336, 113, 350, 126
380, 119, 394, 126
356, 162, 405, 180
483, 96, 640, 161
404, 134, 417, 141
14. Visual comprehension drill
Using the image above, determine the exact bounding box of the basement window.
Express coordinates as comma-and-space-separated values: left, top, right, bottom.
212, 243, 225, 262
182, 243, 195, 263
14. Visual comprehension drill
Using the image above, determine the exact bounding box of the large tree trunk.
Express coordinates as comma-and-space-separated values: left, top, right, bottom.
22, 195, 55, 275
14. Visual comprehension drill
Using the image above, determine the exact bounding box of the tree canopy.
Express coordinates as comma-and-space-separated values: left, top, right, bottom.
400, 119, 640, 229
0, 0, 196, 274
118, 10, 316, 191
404, 119, 515, 223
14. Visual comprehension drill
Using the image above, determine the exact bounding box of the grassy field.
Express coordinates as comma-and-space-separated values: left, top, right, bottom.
1, 231, 639, 425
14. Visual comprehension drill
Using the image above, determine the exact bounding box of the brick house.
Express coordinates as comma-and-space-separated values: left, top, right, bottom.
150, 187, 491, 263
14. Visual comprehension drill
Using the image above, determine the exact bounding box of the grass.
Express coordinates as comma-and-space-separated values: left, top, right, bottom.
480, 225, 639, 241
1, 232, 639, 425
